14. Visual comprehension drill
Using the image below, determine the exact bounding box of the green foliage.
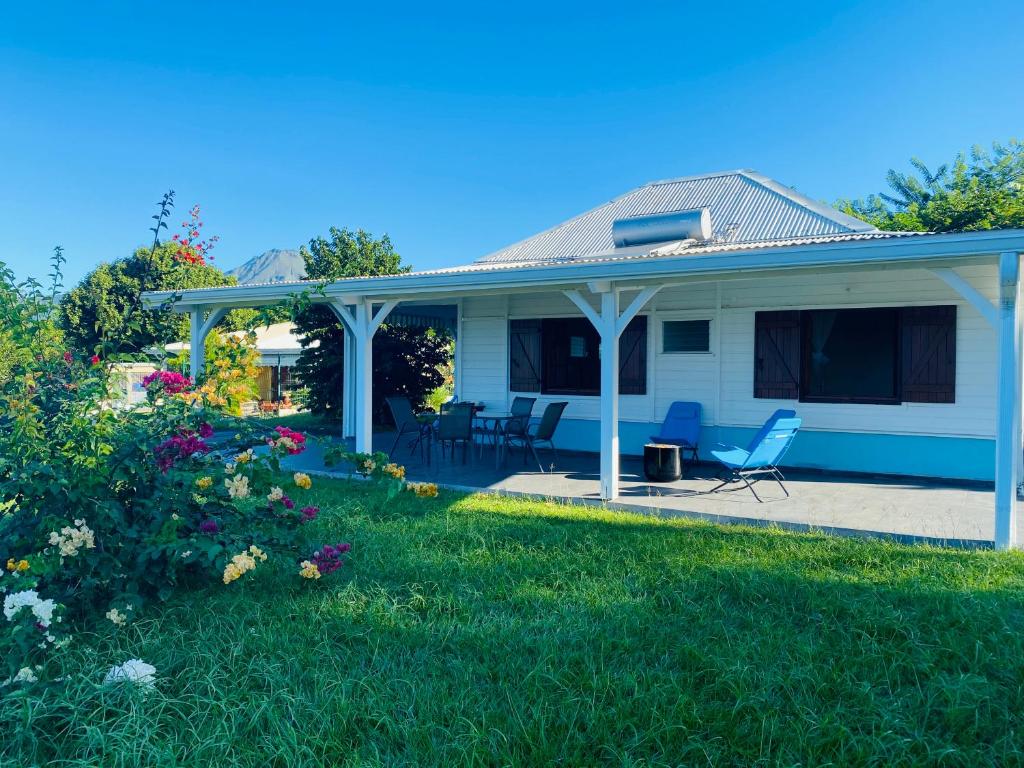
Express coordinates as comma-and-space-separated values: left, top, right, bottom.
838, 139, 1024, 232
59, 241, 249, 355
4, 478, 1024, 764
292, 228, 450, 422
0, 249, 326, 685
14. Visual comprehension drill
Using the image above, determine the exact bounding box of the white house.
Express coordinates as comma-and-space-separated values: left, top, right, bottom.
142, 170, 1024, 548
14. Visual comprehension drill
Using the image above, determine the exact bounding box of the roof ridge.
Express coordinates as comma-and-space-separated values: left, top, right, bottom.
735, 170, 878, 234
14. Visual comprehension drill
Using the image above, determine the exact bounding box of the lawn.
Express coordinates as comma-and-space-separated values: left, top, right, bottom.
5, 477, 1024, 767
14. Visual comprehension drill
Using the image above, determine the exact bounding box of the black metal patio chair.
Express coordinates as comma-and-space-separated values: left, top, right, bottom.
385, 395, 429, 459
505, 401, 567, 472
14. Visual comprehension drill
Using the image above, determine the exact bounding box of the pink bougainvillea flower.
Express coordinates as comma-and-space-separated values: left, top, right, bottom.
90, 355, 100, 366
153, 428, 210, 472
142, 371, 193, 395
309, 542, 351, 575
63, 351, 73, 364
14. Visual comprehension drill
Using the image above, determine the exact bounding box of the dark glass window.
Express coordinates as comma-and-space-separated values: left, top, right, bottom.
508, 317, 647, 396
800, 308, 899, 403
542, 318, 600, 395
663, 320, 711, 353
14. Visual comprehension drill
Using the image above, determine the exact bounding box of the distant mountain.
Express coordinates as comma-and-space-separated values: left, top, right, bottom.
227, 249, 305, 285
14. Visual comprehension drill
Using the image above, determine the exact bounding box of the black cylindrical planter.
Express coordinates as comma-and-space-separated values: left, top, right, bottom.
644, 443, 682, 482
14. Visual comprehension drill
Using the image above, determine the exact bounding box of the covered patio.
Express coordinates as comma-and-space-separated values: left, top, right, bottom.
287, 432, 1003, 548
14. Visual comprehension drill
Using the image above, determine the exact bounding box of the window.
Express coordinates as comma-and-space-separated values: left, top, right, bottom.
663, 319, 711, 353
801, 308, 899, 403
753, 306, 956, 404
509, 316, 647, 396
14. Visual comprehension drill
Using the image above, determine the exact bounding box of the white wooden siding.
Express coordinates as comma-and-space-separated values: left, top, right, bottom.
457, 263, 1000, 440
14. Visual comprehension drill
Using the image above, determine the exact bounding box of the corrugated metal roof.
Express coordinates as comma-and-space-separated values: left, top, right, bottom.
154, 231, 930, 298
473, 169, 878, 265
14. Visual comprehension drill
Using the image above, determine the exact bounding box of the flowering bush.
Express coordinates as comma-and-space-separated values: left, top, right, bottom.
170, 204, 219, 266
323, 448, 405, 500
0, 252, 329, 686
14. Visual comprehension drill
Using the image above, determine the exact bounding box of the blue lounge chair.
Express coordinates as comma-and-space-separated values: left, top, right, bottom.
651, 401, 702, 466
708, 414, 801, 502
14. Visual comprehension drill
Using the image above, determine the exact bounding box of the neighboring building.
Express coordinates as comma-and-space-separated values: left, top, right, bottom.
110, 362, 158, 407
166, 322, 313, 402
143, 169, 1024, 547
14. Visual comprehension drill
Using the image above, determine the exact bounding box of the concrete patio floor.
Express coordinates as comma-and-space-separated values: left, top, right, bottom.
285, 432, 1013, 548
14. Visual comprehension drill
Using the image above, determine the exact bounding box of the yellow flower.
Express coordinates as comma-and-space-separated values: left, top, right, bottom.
293, 472, 312, 490
362, 459, 376, 474
383, 463, 406, 480
6, 558, 29, 573
235, 449, 253, 464
299, 560, 321, 580
106, 607, 128, 626
195, 476, 213, 489
248, 545, 268, 562
223, 550, 259, 584
407, 482, 439, 498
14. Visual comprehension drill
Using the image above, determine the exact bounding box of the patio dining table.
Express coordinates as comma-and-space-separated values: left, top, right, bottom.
473, 412, 520, 469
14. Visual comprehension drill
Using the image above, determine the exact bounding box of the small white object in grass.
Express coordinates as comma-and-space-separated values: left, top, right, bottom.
3, 666, 38, 685
104, 659, 156, 688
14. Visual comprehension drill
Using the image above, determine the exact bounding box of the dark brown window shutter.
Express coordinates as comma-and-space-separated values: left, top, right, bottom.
509, 319, 541, 392
754, 311, 801, 399
618, 316, 647, 395
901, 305, 956, 403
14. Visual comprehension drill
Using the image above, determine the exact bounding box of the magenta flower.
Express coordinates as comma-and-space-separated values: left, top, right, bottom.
153, 428, 210, 472
142, 370, 194, 395
300, 506, 318, 523
282, 497, 294, 510
310, 542, 351, 575
199, 519, 219, 534
198, 422, 214, 439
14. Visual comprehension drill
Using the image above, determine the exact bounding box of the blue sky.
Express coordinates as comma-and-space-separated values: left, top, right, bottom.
1, 1, 1021, 284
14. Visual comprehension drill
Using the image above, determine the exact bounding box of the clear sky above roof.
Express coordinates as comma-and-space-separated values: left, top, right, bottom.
1, 0, 1021, 285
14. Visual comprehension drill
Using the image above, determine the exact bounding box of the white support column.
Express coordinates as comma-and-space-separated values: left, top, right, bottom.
598, 290, 620, 500
329, 298, 398, 454
342, 327, 356, 439
564, 284, 662, 501
995, 251, 1021, 549
188, 306, 228, 381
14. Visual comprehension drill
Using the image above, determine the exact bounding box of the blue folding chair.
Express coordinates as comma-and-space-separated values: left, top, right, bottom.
708, 414, 801, 502
651, 401, 702, 466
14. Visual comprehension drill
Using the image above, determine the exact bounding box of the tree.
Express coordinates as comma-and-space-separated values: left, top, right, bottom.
292, 227, 450, 422
59, 241, 246, 354
837, 139, 1024, 233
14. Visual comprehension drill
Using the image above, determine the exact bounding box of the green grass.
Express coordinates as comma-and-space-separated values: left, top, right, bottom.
5, 478, 1024, 767
239, 411, 344, 436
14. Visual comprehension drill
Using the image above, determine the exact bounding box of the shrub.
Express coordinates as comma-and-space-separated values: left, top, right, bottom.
0, 230, 373, 687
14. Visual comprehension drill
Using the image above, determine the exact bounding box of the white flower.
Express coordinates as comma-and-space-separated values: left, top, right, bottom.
224, 474, 249, 499
9, 667, 37, 684
47, 520, 96, 559
224, 462, 236, 475
4, 589, 56, 627
267, 486, 284, 503
104, 659, 156, 688
106, 607, 128, 626
181, 550, 192, 559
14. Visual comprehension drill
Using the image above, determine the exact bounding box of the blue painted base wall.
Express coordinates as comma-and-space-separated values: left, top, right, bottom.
549, 418, 995, 482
